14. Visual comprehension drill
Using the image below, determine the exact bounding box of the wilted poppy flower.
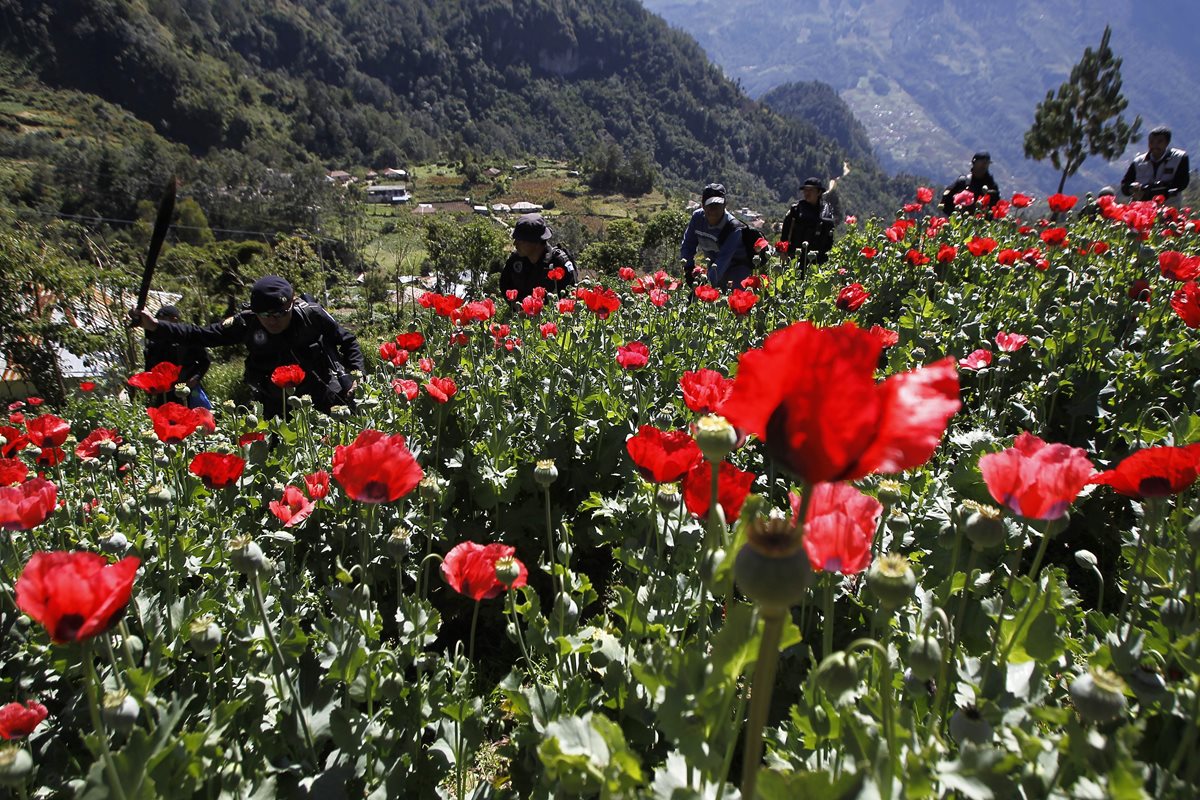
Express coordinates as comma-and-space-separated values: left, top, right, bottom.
0, 458, 28, 487
995, 332, 1028, 352
1159, 251, 1200, 281
15, 551, 140, 643
626, 426, 703, 484
616, 342, 650, 370
425, 376, 458, 402
958, 349, 993, 370
1047, 194, 1078, 213
695, 285, 721, 302
936, 244, 957, 263
680, 369, 734, 415
392, 378, 419, 401
1170, 281, 1200, 327
442, 541, 528, 601
127, 362, 182, 394
791, 482, 882, 574
304, 470, 330, 500
860, 246, 878, 259
146, 403, 203, 444
1127, 279, 1152, 302
1040, 227, 1069, 246
0, 477, 57, 531
75, 428, 122, 460
270, 364, 305, 389
188, 452, 245, 490
979, 432, 1094, 520
966, 236, 998, 257
25, 415, 69, 449
0, 700, 48, 739
79, 381, 96, 392
682, 460, 755, 521
539, 322, 559, 339
915, 186, 934, 204
721, 322, 960, 484
727, 290, 758, 315
332, 430, 423, 503
835, 284, 870, 312
1090, 444, 1200, 499
269, 485, 315, 527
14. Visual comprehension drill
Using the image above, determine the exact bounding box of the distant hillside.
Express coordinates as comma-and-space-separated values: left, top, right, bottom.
0, 0, 913, 222
641, 0, 1200, 196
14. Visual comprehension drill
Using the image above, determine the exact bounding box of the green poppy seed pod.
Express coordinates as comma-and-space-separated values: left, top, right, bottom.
117, 443, 138, 464
419, 475, 443, 502
1069, 667, 1128, 724
906, 635, 942, 682
867, 554, 917, 611
386, 530, 412, 561
733, 518, 811, 613
888, 510, 911, 535
813, 652, 860, 698
911, 347, 927, 361
1128, 663, 1168, 704
99, 531, 129, 556
98, 439, 118, 456
82, 456, 104, 473
147, 484, 173, 506
229, 536, 267, 575
174, 384, 191, 399
245, 414, 259, 428
949, 706, 992, 745
534, 458, 559, 488
960, 501, 1005, 550
0, 746, 33, 786
1159, 597, 1188, 633
495, 556, 522, 587
116, 498, 138, 522
877, 479, 904, 504
102, 690, 139, 734
694, 415, 737, 463
331, 405, 351, 419
655, 485, 681, 512
188, 616, 222, 656
153, 452, 171, 468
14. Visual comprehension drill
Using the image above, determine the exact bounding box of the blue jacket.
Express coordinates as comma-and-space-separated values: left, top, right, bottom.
680, 209, 752, 288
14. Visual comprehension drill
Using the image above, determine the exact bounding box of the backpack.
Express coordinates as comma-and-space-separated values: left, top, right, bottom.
715, 217, 772, 263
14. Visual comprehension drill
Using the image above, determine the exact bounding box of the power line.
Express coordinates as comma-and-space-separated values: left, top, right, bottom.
15, 208, 339, 243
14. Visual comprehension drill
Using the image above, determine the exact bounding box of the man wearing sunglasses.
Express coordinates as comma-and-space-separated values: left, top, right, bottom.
132, 275, 363, 418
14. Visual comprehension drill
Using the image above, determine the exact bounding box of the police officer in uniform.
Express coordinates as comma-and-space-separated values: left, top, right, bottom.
780, 177, 836, 265
1121, 126, 1190, 207
144, 304, 212, 409
498, 213, 577, 301
132, 276, 364, 419
941, 152, 1002, 216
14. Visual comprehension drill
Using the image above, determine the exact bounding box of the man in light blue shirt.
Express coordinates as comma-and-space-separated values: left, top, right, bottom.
680, 183, 754, 290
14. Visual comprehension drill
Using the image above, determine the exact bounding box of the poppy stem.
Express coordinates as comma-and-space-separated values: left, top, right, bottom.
822, 577, 836, 659
81, 640, 129, 800
1119, 498, 1163, 633
249, 574, 317, 764
468, 599, 481, 668
508, 587, 550, 721
739, 608, 785, 800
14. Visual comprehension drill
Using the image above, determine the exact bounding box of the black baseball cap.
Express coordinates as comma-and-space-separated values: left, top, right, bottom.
801, 177, 826, 192
513, 213, 553, 243
702, 183, 727, 206
972, 151, 991, 162
250, 275, 294, 313
155, 304, 180, 320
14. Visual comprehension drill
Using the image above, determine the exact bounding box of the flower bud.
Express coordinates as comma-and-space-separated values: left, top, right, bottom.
906, 634, 942, 681
1074, 549, 1099, 571
1159, 597, 1188, 633
866, 554, 916, 611
1069, 667, 1127, 724
495, 556, 521, 587
229, 535, 268, 575
813, 651, 860, 699
694, 415, 737, 463
0, 745, 32, 786
245, 414, 260, 428
188, 616, 222, 656
102, 690, 139, 734
287, 394, 303, 409
534, 458, 559, 488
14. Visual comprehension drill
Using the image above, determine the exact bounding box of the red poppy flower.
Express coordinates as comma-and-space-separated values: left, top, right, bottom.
0, 458, 28, 487
127, 362, 182, 394
860, 246, 878, 259
25, 414, 69, 448
953, 189, 975, 208
884, 225, 906, 242
146, 402, 203, 444
1159, 251, 1200, 281
1171, 281, 1200, 327
1090, 444, 1200, 499
520, 296, 544, 317
239, 431, 266, 447
332, 430, 423, 503
26, 397, 42, 407
626, 426, 703, 484
618, 267, 636, 281
425, 376, 457, 402
901, 202, 922, 214
728, 290, 758, 315
958, 349, 993, 370
0, 700, 48, 739
966, 237, 998, 257
979, 432, 1094, 520
936, 244, 957, 263
994, 332, 1027, 353
904, 249, 931, 266
442, 541, 528, 601
682, 460, 755, 521
791, 482, 882, 575
1040, 227, 1069, 246
15, 551, 140, 643
1010, 193, 1032, 208
188, 452, 245, 490
8, 413, 22, 426
680, 369, 734, 415
0, 426, 28, 458
6, 402, 22, 411
845, 215, 857, 225
419, 357, 435, 373
379, 342, 409, 367
0, 477, 56, 531
868, 325, 899, 349
79, 381, 96, 392
424, 293, 464, 317
505, 289, 519, 302
775, 240, 791, 254
649, 289, 670, 307
270, 364, 306, 389
994, 249, 1019, 266
616, 341, 650, 370
915, 186, 933, 204
395, 331, 425, 351
720, 322, 960, 484
75, 428, 122, 460
1127, 279, 1152, 302
1045, 193, 1077, 213
540, 322, 559, 339
836, 283, 870, 312
269, 485, 315, 527
450, 331, 469, 346
556, 298, 576, 314
695, 285, 721, 302
34, 447, 66, 468
392, 378, 420, 400
305, 470, 330, 500
1089, 241, 1109, 255
577, 287, 622, 319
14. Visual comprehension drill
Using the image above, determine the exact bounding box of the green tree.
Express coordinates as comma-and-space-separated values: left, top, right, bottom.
1023, 27, 1141, 194
424, 218, 509, 295
580, 219, 644, 276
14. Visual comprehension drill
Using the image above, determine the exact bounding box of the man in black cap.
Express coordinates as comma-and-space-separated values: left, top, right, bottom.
941, 152, 1002, 216
780, 177, 836, 266
498, 213, 577, 301
132, 276, 364, 418
144, 304, 212, 409
1121, 126, 1190, 207
680, 183, 755, 290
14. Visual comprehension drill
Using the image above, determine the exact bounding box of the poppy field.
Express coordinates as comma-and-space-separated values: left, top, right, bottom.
2, 190, 1200, 798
